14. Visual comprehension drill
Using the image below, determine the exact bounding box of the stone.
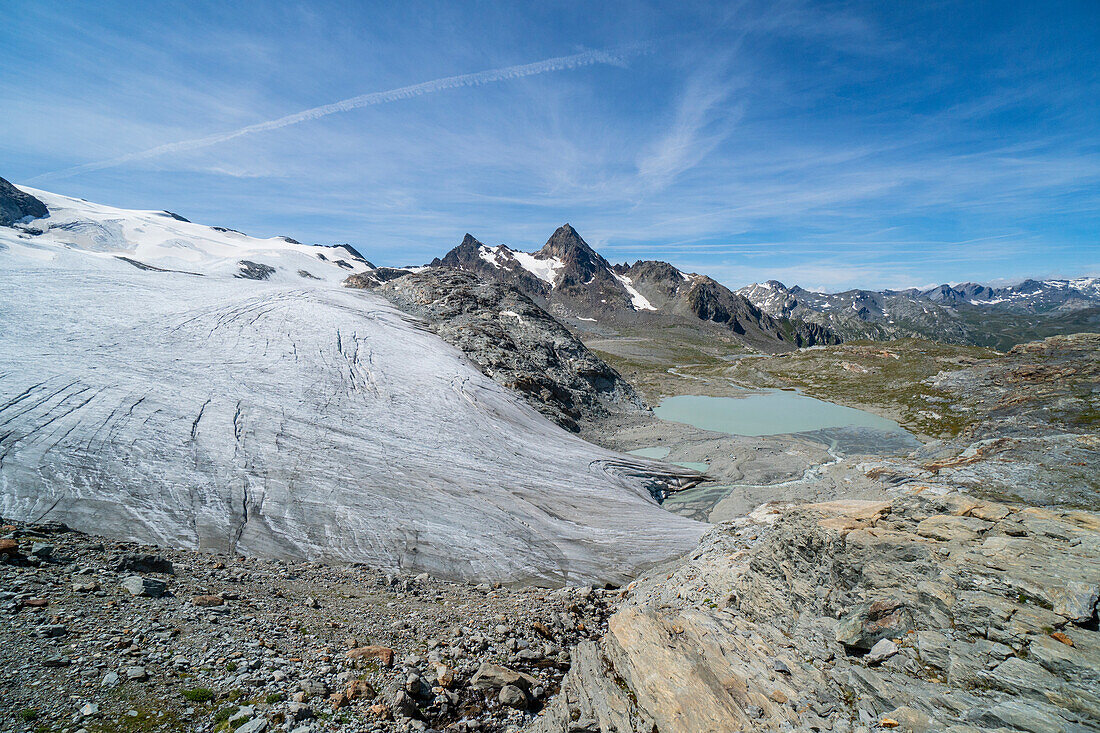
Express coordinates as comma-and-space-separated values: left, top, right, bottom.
120, 576, 167, 598
31, 542, 54, 558
0, 538, 21, 556
866, 638, 899, 665
38, 623, 67, 638
43, 655, 70, 667
1048, 581, 1099, 623
915, 516, 990, 542
470, 661, 538, 692
114, 553, 173, 574
836, 600, 914, 651
101, 671, 120, 687
191, 594, 223, 607
391, 690, 420, 719
124, 665, 148, 681
346, 679, 376, 700
884, 706, 933, 733
916, 631, 950, 670
72, 581, 99, 593
236, 720, 267, 733
79, 702, 100, 717
346, 645, 394, 668
499, 684, 527, 709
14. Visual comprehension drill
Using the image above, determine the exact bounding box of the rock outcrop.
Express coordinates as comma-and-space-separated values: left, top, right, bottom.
366, 269, 646, 431
0, 176, 48, 226
533, 492, 1100, 732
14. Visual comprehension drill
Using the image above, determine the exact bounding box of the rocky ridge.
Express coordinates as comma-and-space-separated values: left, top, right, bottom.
737, 279, 1100, 349
350, 268, 646, 432
430, 226, 835, 351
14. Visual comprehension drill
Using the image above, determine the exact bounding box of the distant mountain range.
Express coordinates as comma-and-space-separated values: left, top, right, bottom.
430, 224, 836, 352
736, 278, 1100, 350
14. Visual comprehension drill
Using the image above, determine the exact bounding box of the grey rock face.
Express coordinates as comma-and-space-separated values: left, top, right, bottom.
366, 269, 646, 431
532, 494, 1100, 733
0, 176, 48, 226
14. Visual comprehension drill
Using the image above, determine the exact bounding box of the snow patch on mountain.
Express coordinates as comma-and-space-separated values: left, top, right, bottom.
512, 250, 564, 286
611, 272, 657, 311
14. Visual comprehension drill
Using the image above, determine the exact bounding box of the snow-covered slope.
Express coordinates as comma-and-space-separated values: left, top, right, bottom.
10, 186, 376, 284
0, 185, 705, 585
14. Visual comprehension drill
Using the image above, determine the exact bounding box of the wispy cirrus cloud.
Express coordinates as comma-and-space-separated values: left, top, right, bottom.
28, 45, 645, 183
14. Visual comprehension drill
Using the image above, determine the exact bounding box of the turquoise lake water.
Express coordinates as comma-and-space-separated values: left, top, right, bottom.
652, 391, 906, 437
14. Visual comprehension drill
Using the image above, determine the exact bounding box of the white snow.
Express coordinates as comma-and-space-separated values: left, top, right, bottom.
0, 185, 705, 585
511, 250, 564, 286
478, 245, 508, 269
576, 317, 597, 322
611, 271, 657, 311
13, 187, 372, 283
499, 310, 523, 324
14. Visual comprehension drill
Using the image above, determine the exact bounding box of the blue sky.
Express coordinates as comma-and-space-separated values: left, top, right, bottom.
2, 1, 1098, 290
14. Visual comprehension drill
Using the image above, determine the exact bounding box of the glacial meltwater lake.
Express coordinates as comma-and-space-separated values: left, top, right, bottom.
652, 391, 906, 437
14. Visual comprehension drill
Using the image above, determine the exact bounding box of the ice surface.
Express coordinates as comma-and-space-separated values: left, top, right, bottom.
0, 189, 704, 585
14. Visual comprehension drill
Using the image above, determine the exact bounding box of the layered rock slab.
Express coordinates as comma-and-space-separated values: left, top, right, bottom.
531, 494, 1100, 732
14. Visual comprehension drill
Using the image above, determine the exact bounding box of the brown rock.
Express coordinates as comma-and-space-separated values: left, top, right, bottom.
0, 539, 21, 556
1050, 631, 1075, 647
435, 663, 454, 688
346, 679, 376, 700
328, 692, 348, 709
24, 598, 49, 608
191, 595, 223, 607
346, 645, 394, 668
470, 662, 539, 692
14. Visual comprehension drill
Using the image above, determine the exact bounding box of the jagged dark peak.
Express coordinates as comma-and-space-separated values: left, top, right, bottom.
765, 279, 788, 290
626, 259, 685, 281
1010, 279, 1044, 294
460, 233, 484, 249
539, 224, 605, 263
432, 233, 488, 267
0, 175, 48, 226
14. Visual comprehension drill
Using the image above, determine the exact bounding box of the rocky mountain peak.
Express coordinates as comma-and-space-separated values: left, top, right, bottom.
538, 224, 605, 266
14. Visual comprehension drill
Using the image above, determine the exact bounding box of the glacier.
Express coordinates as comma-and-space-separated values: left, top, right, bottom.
0, 187, 705, 585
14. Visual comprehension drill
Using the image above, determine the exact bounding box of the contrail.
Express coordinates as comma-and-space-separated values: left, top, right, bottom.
30, 46, 640, 182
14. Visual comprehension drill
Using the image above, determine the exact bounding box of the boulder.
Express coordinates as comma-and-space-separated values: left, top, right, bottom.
120, 576, 167, 597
